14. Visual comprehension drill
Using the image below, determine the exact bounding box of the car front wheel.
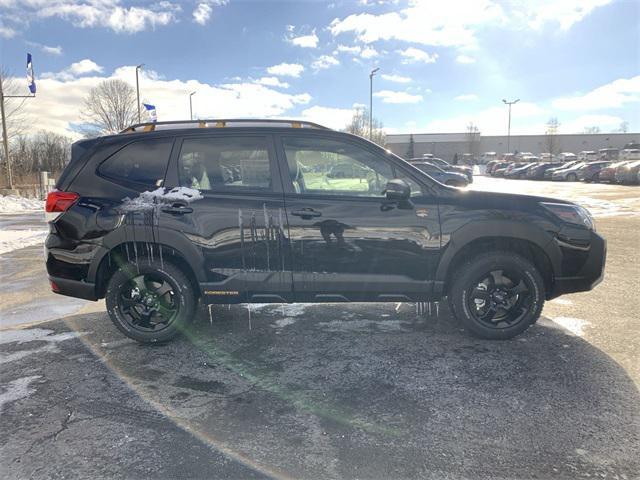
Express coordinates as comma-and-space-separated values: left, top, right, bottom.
448, 252, 545, 340
105, 259, 196, 343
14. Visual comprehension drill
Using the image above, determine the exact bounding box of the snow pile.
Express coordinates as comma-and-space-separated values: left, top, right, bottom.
0, 229, 48, 255
119, 187, 203, 212
0, 195, 43, 214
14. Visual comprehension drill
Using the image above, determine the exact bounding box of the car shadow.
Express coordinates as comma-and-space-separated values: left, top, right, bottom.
62, 304, 639, 479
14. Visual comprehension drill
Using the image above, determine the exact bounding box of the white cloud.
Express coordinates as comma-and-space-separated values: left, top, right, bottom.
360, 46, 378, 59
289, 31, 319, 48
456, 54, 475, 64
26, 0, 182, 34
330, 0, 505, 49
192, 3, 212, 25
299, 105, 357, 130
27, 41, 63, 55
43, 59, 104, 81
374, 90, 423, 104
311, 55, 340, 71
255, 76, 290, 88
522, 0, 613, 30
425, 101, 546, 134
381, 74, 412, 83
267, 62, 305, 77
11, 64, 313, 138
335, 44, 361, 55
552, 76, 640, 111
559, 114, 624, 134
398, 47, 438, 64
0, 22, 16, 38
454, 94, 478, 101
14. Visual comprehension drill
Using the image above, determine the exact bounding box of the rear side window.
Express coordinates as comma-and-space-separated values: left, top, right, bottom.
178, 136, 272, 191
98, 138, 173, 188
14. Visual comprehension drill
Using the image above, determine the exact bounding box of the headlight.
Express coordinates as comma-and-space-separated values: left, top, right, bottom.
540, 202, 595, 231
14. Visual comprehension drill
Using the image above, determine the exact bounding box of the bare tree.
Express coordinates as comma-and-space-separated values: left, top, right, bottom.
465, 122, 481, 159
544, 117, 560, 155
82, 79, 138, 135
583, 126, 601, 134
344, 107, 386, 147
617, 121, 629, 133
9, 130, 72, 180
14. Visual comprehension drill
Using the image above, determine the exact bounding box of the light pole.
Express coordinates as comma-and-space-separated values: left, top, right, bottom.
189, 91, 196, 120
135, 64, 144, 123
369, 67, 379, 140
502, 98, 519, 154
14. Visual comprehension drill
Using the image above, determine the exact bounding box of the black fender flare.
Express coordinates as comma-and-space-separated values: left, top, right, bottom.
87, 226, 207, 283
434, 220, 562, 284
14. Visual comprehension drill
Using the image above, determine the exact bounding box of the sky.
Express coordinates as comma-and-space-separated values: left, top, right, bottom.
0, 0, 639, 139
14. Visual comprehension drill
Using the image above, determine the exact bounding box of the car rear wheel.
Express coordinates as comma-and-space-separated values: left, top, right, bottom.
448, 252, 545, 340
105, 259, 196, 343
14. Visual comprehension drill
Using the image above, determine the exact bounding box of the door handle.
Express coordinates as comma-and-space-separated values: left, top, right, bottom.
291, 208, 322, 219
161, 203, 193, 215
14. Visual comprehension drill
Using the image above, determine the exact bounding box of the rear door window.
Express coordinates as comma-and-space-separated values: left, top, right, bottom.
98, 138, 173, 188
177, 136, 273, 191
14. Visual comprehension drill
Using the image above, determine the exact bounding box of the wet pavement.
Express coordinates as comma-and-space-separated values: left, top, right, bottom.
1, 178, 639, 479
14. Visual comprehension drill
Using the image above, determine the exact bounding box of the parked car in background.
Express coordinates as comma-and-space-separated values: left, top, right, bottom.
614, 160, 640, 184
544, 160, 581, 180
619, 148, 640, 161
489, 161, 510, 176
578, 151, 598, 163
505, 162, 537, 179
598, 148, 619, 161
411, 162, 469, 187
598, 160, 632, 183
579, 161, 611, 182
527, 163, 558, 180
480, 152, 497, 164
552, 162, 586, 181
408, 157, 473, 183
557, 152, 578, 163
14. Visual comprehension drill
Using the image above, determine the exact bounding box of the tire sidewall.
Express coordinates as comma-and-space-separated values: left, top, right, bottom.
450, 253, 545, 340
105, 260, 196, 343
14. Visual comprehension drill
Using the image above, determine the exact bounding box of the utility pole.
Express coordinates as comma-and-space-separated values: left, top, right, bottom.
0, 74, 13, 189
502, 98, 519, 154
369, 67, 379, 140
136, 64, 144, 123
189, 91, 196, 120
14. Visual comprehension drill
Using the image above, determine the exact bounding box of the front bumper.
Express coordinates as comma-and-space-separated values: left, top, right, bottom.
548, 231, 606, 299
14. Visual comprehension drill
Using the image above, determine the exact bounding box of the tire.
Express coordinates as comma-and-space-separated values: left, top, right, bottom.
105, 259, 196, 343
448, 252, 545, 340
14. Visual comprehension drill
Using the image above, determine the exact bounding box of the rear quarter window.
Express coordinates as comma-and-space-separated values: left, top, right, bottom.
98, 138, 174, 188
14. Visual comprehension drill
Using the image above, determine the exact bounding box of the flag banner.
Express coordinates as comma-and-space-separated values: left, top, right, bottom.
143, 103, 157, 122
27, 53, 36, 94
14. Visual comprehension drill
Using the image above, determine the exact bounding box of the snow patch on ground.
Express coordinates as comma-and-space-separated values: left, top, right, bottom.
0, 328, 82, 345
119, 187, 203, 212
0, 195, 43, 214
317, 319, 409, 333
0, 229, 47, 255
252, 303, 314, 317
575, 197, 640, 218
0, 375, 41, 411
550, 298, 573, 306
552, 317, 590, 336
272, 318, 297, 329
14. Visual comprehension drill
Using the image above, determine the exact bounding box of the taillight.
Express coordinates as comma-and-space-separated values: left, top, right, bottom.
45, 190, 79, 222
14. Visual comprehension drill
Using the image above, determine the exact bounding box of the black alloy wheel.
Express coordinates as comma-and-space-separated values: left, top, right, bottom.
466, 269, 532, 329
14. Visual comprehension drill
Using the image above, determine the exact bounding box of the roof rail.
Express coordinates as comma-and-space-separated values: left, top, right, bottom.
120, 118, 330, 134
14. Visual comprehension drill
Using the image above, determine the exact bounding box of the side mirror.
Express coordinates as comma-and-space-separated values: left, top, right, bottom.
384, 179, 410, 201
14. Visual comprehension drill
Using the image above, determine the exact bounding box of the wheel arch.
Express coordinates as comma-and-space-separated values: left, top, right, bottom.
436, 223, 561, 297
92, 241, 202, 299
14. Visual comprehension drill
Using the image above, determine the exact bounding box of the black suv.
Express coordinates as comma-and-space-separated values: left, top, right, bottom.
45, 119, 606, 343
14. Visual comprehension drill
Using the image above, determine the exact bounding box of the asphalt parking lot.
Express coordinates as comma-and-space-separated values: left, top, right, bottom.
1, 177, 639, 479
